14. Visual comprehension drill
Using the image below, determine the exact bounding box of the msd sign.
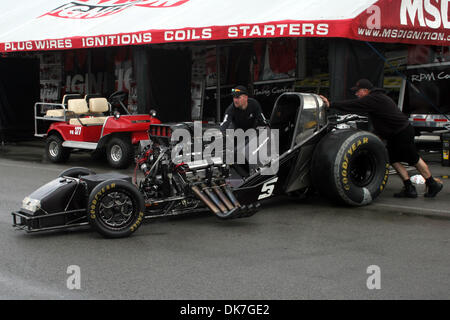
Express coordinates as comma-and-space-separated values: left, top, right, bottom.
355, 0, 450, 45
400, 0, 450, 29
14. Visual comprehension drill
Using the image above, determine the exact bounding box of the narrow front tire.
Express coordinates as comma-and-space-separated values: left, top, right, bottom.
87, 179, 145, 238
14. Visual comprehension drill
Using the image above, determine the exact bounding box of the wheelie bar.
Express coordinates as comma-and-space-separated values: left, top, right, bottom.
191, 184, 258, 219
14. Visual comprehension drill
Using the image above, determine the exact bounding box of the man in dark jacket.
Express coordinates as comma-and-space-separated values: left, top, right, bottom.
320, 79, 443, 198
220, 85, 268, 175
220, 85, 267, 131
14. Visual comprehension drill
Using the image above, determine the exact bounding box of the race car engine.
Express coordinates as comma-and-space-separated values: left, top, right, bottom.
134, 140, 257, 219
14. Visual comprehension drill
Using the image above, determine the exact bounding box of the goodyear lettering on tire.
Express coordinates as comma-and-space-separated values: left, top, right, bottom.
380, 163, 389, 191
130, 211, 144, 232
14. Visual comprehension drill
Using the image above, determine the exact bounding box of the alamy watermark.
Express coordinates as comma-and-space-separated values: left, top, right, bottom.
170, 122, 280, 175
66, 265, 81, 290
366, 265, 381, 290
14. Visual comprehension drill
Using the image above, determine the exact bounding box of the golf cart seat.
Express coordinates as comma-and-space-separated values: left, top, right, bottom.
89, 97, 109, 115
63, 93, 84, 105
68, 98, 108, 126
68, 99, 89, 125
84, 93, 102, 104
45, 109, 72, 118
85, 97, 109, 124
45, 94, 82, 118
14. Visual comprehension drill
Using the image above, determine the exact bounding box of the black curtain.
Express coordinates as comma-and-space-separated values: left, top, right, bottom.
202, 44, 253, 122
0, 58, 39, 141
329, 39, 385, 101
91, 48, 115, 96
146, 48, 192, 122
227, 44, 253, 87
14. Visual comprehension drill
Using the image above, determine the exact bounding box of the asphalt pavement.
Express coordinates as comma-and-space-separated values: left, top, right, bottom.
2, 139, 449, 219
370, 150, 450, 219
0, 139, 449, 300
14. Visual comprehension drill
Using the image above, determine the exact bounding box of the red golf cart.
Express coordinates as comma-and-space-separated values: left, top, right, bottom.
34, 92, 161, 169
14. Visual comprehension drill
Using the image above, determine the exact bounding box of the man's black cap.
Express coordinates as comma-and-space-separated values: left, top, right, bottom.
231, 85, 248, 97
351, 79, 374, 92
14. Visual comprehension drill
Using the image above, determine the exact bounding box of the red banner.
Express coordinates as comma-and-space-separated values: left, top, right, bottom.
353, 0, 450, 45
0, 0, 449, 53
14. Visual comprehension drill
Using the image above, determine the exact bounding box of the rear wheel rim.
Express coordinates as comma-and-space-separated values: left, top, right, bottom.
349, 149, 377, 187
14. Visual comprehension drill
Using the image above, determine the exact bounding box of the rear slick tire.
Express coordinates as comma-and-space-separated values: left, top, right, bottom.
311, 129, 389, 206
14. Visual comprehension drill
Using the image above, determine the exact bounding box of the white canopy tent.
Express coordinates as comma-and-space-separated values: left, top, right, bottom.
0, 0, 448, 52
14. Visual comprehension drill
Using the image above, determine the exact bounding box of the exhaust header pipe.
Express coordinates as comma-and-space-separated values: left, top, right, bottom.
212, 183, 234, 211
191, 185, 220, 215
192, 183, 248, 219
202, 184, 228, 214
223, 186, 241, 208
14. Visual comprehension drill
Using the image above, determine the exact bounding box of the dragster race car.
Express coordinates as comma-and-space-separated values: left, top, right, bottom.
12, 93, 390, 238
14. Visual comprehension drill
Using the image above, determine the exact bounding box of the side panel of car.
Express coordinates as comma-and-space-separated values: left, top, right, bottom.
101, 115, 160, 140
46, 115, 160, 144
234, 175, 282, 205
47, 123, 102, 142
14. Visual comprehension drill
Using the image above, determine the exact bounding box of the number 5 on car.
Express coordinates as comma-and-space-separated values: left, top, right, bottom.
258, 177, 278, 200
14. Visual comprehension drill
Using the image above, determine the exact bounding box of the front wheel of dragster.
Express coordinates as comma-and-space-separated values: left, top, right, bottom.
106, 136, 134, 169
311, 129, 389, 206
87, 179, 145, 238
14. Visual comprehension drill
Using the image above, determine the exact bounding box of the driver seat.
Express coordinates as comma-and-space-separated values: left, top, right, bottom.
270, 97, 299, 154
69, 98, 109, 126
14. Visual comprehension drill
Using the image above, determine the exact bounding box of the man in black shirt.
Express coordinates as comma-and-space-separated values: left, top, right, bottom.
220, 85, 267, 131
320, 79, 443, 198
220, 86, 268, 175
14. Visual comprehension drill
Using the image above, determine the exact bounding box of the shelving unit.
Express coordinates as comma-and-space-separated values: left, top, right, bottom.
39, 53, 63, 103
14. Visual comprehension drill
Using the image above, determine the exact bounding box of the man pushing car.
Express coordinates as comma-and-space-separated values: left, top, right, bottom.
320, 78, 443, 198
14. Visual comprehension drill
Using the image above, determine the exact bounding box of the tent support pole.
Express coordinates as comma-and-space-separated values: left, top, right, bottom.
86, 49, 92, 95
216, 45, 221, 123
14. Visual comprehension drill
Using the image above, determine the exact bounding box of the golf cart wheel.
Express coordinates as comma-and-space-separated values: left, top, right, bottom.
311, 129, 389, 206
87, 179, 145, 238
46, 134, 70, 163
106, 137, 134, 169
58, 167, 95, 178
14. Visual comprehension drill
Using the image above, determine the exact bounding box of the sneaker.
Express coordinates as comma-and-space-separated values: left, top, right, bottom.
394, 184, 418, 198
424, 180, 443, 198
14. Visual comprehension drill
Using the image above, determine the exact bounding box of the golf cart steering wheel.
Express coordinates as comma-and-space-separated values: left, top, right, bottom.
108, 91, 130, 115
109, 91, 128, 103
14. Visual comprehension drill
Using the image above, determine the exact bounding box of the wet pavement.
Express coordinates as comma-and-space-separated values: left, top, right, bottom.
371, 150, 450, 219
1, 138, 449, 219
0, 139, 449, 299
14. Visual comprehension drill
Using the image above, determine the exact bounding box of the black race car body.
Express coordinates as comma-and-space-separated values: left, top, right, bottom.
12, 93, 389, 238
13, 172, 131, 233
